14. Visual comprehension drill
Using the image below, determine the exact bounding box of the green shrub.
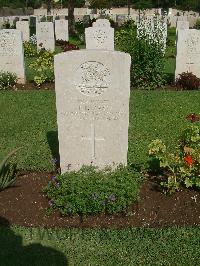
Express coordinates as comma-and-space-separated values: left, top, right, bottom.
44, 165, 142, 216
195, 19, 200, 29
29, 49, 54, 86
23, 41, 37, 57
0, 148, 21, 191
148, 114, 200, 194
115, 19, 166, 89
0, 71, 17, 90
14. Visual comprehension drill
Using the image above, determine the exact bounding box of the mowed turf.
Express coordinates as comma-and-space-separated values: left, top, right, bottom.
0, 90, 199, 171
0, 226, 200, 265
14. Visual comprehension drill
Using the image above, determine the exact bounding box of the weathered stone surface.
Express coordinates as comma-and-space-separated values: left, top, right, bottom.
175, 29, 200, 79
93, 19, 110, 27
0, 29, 25, 83
55, 50, 131, 173
85, 26, 114, 50
36, 22, 55, 51
16, 20, 30, 41
55, 19, 69, 41
176, 20, 189, 34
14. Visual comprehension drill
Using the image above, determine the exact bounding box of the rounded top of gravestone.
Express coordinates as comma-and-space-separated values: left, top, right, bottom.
93, 19, 110, 28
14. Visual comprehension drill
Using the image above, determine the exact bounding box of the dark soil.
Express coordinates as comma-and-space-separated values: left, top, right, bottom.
15, 82, 55, 91
0, 172, 200, 229
13, 82, 183, 92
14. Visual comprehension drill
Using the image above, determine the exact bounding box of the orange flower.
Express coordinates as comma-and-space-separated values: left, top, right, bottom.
184, 155, 193, 166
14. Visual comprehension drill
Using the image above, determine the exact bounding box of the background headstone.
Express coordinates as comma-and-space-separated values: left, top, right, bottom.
0, 29, 25, 83
36, 22, 55, 51
16, 20, 30, 41
93, 19, 110, 27
176, 20, 189, 33
55, 19, 69, 41
85, 26, 114, 50
54, 50, 131, 173
175, 29, 200, 79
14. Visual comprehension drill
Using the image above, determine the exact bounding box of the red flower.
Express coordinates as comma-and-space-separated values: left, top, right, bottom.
184, 155, 193, 166
186, 113, 200, 123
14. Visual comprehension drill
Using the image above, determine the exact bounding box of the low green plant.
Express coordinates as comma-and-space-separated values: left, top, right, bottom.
29, 49, 54, 86
44, 165, 142, 216
195, 19, 200, 29
0, 71, 17, 90
23, 41, 37, 57
0, 148, 21, 191
148, 114, 200, 193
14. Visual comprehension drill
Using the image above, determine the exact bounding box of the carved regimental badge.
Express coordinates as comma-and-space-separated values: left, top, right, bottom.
74, 61, 111, 97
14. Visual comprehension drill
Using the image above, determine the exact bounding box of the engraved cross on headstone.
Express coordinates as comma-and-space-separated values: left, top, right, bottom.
186, 56, 194, 72
81, 123, 105, 161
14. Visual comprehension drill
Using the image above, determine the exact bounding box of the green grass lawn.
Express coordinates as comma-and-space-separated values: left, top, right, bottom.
1, 225, 200, 265
0, 90, 199, 171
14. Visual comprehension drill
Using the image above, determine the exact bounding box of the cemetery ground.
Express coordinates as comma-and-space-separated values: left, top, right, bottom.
1, 27, 200, 263
0, 90, 200, 264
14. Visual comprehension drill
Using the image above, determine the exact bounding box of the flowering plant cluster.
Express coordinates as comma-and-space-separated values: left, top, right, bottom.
29, 48, 54, 86
137, 16, 167, 54
115, 19, 166, 89
44, 165, 141, 216
0, 71, 17, 90
29, 34, 37, 45
148, 113, 200, 193
23, 41, 37, 58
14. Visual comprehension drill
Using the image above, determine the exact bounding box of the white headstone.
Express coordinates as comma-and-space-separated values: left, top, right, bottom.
16, 21, 30, 42
55, 19, 69, 41
0, 29, 25, 83
175, 29, 200, 79
176, 20, 189, 29
93, 19, 110, 27
36, 22, 55, 51
85, 26, 114, 50
54, 50, 131, 173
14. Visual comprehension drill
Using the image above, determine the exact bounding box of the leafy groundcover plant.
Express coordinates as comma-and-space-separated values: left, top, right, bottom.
0, 71, 17, 90
29, 47, 54, 86
44, 165, 142, 216
148, 113, 200, 193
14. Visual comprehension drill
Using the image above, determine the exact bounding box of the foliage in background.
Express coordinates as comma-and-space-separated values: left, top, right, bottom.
44, 165, 142, 215
176, 72, 200, 90
0, 148, 20, 191
0, 0, 200, 12
0, 71, 17, 90
29, 48, 54, 86
115, 19, 166, 89
23, 41, 37, 57
148, 114, 200, 193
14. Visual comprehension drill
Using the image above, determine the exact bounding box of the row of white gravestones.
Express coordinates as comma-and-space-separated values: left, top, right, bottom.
85, 19, 114, 51
15, 19, 68, 50
175, 29, 200, 79
36, 20, 69, 52
0, 29, 25, 84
